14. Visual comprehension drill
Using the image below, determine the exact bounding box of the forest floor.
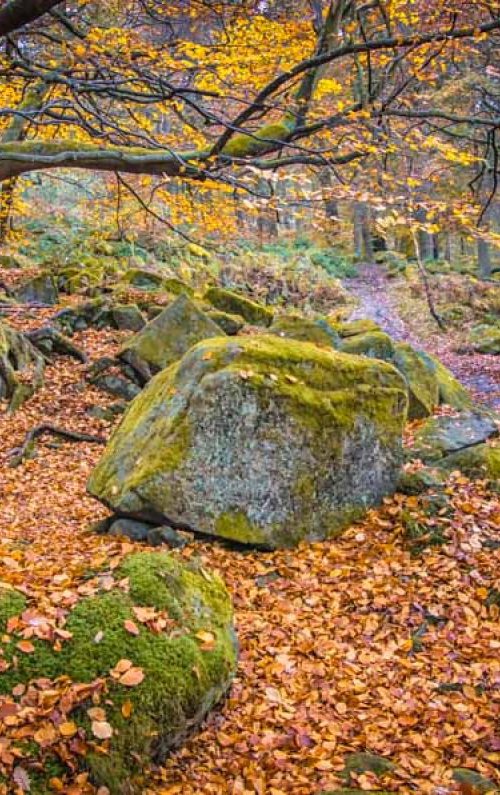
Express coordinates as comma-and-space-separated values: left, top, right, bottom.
0, 270, 499, 795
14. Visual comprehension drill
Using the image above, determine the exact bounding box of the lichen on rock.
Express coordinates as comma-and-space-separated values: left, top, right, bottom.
89, 335, 408, 548
119, 293, 224, 376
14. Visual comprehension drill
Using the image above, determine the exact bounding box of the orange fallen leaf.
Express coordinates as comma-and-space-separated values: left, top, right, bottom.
124, 619, 139, 636
121, 700, 133, 718
16, 640, 35, 654
59, 721, 78, 738
119, 667, 145, 687
91, 720, 113, 740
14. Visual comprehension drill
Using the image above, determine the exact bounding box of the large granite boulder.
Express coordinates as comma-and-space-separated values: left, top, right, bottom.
119, 294, 224, 378
408, 412, 498, 463
89, 336, 408, 548
0, 552, 237, 793
392, 342, 440, 419
270, 314, 341, 348
341, 330, 395, 361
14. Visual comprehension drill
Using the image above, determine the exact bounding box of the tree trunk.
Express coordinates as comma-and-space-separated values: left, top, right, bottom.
478, 237, 492, 279
353, 202, 373, 261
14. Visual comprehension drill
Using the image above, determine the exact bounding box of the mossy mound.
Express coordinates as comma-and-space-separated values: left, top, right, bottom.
0, 552, 237, 794
163, 277, 194, 297
469, 324, 500, 355
341, 331, 395, 361
330, 319, 381, 337
270, 314, 341, 348
111, 304, 145, 331
119, 294, 224, 377
440, 443, 500, 479
392, 342, 439, 418
205, 286, 274, 327
396, 466, 447, 495
89, 335, 407, 548
207, 309, 245, 335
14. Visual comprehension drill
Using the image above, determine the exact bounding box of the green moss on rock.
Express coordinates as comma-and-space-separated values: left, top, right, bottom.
119, 293, 224, 373
469, 325, 500, 355
270, 314, 341, 348
392, 342, 439, 419
440, 443, 500, 480
89, 335, 408, 548
0, 552, 237, 794
207, 310, 245, 335
407, 412, 498, 463
416, 350, 473, 409
330, 319, 381, 337
205, 286, 274, 327
341, 331, 395, 361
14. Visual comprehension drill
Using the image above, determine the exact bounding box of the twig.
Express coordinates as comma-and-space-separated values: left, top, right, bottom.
8, 423, 107, 467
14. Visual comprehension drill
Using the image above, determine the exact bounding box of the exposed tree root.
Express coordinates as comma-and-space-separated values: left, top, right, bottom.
0, 321, 45, 412
8, 423, 107, 467
27, 325, 88, 363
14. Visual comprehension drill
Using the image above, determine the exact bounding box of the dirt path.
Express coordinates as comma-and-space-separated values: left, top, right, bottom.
345, 264, 500, 410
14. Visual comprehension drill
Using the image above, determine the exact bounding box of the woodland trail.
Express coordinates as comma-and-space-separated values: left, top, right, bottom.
345, 263, 500, 410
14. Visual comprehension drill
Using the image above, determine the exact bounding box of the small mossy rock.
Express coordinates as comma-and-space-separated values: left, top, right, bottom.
119, 294, 224, 375
408, 412, 498, 463
396, 466, 447, 495
111, 304, 145, 331
163, 278, 194, 297
341, 331, 395, 361
89, 335, 408, 549
331, 319, 382, 337
93, 374, 141, 401
342, 752, 395, 780
469, 325, 500, 355
0, 253, 22, 268
108, 518, 153, 541
87, 402, 127, 421
124, 268, 164, 290
53, 298, 107, 334
416, 350, 473, 409
270, 314, 341, 349
452, 768, 499, 794
205, 286, 273, 327
0, 552, 237, 794
207, 310, 245, 335
439, 443, 500, 480
14, 273, 58, 305
392, 342, 439, 419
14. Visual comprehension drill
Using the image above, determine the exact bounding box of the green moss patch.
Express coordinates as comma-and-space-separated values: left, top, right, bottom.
0, 552, 237, 793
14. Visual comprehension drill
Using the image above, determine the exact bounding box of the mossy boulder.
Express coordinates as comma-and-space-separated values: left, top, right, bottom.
205, 286, 273, 327
207, 309, 245, 335
331, 319, 382, 337
119, 294, 224, 377
408, 412, 498, 463
163, 277, 194, 297
341, 331, 395, 361
270, 314, 341, 348
440, 443, 500, 479
111, 304, 146, 332
0, 552, 237, 793
416, 350, 473, 410
123, 268, 165, 290
392, 342, 439, 418
0, 321, 45, 411
469, 325, 500, 355
88, 335, 408, 549
14, 273, 58, 305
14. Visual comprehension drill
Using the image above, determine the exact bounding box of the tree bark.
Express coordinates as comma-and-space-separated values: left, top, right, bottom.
0, 0, 64, 37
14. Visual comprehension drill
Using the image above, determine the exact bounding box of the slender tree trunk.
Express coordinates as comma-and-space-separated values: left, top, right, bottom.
353, 202, 373, 261
478, 237, 492, 279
